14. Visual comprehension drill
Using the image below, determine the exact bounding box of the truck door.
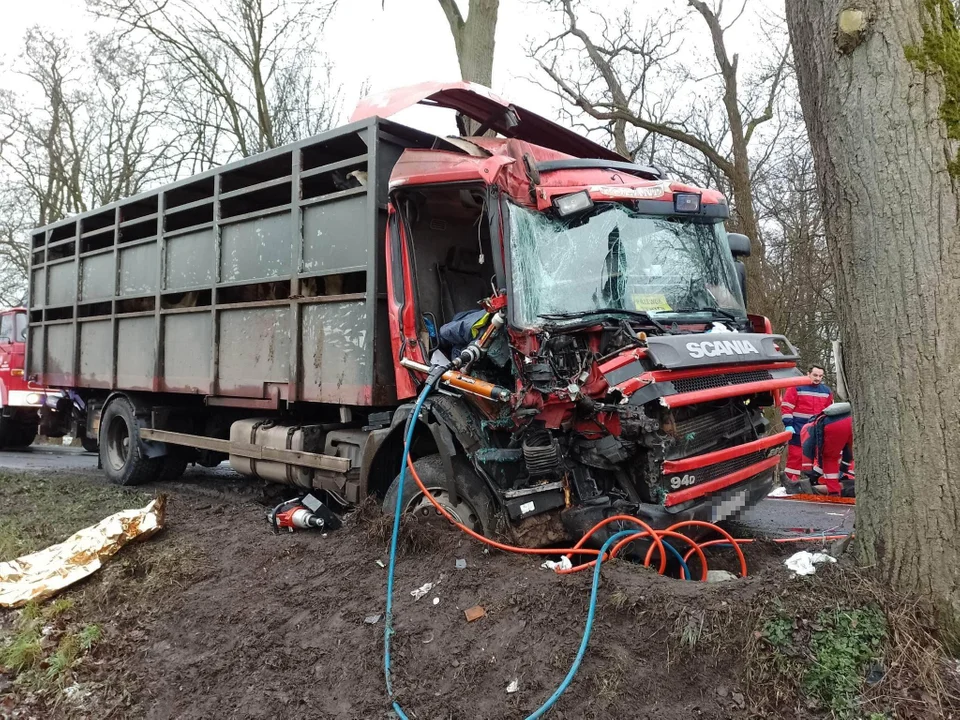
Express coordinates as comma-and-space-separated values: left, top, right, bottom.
0, 313, 13, 372
0, 312, 13, 404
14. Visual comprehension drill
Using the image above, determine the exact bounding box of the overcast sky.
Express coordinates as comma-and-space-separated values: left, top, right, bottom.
1, 0, 782, 139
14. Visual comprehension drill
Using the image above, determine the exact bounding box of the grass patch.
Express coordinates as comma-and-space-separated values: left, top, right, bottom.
753, 600, 887, 717
0, 471, 152, 559
0, 598, 102, 694
748, 568, 959, 719
803, 606, 887, 715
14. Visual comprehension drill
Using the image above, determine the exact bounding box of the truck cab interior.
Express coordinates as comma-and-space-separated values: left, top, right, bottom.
395, 185, 496, 348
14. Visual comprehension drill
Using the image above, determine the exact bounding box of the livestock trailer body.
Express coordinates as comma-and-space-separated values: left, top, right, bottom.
28, 117, 428, 410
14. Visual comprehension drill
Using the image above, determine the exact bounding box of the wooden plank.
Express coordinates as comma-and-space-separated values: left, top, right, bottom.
139, 428, 351, 473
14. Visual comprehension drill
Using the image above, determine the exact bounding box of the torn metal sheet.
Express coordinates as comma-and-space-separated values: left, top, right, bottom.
0, 496, 166, 608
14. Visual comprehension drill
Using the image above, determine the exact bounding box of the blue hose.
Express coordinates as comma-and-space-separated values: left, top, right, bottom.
383, 384, 686, 718
384, 385, 432, 720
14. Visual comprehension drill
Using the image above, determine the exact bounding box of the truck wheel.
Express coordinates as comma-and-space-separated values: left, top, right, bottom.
158, 452, 189, 482
11, 425, 36, 448
99, 397, 163, 486
0, 419, 35, 449
383, 454, 497, 536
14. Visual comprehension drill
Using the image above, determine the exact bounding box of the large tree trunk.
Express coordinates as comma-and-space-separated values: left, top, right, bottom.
437, 0, 498, 135
439, 0, 499, 86
786, 1, 960, 638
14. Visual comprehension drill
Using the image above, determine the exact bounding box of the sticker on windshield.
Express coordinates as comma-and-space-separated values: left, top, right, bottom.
632, 293, 672, 311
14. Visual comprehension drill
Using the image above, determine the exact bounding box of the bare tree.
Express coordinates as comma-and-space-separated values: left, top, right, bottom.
89, 0, 342, 158
532, 0, 788, 311
756, 133, 836, 371
437, 0, 500, 87
0, 186, 34, 306
787, 0, 960, 638
0, 29, 188, 301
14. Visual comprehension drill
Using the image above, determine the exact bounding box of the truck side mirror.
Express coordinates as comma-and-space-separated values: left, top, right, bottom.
728, 232, 751, 258
735, 261, 748, 309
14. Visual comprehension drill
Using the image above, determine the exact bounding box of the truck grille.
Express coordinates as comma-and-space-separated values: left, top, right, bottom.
672, 369, 772, 395
665, 406, 753, 458
687, 449, 773, 484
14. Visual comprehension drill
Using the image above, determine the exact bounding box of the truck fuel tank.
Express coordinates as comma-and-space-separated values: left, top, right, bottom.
229, 419, 330, 488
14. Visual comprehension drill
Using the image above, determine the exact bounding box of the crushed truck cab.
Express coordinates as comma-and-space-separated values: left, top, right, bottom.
375, 99, 805, 544
26, 82, 805, 545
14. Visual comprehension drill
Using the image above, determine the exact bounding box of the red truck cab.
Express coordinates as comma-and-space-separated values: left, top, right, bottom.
0, 307, 56, 447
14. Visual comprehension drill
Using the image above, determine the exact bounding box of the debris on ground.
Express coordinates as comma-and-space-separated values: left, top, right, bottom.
0, 496, 166, 608
464, 605, 485, 622
506, 679, 519, 694
410, 582, 434, 600
364, 614, 382, 625
706, 570, 738, 583
784, 550, 837, 576
455, 559, 466, 570
540, 557, 572, 572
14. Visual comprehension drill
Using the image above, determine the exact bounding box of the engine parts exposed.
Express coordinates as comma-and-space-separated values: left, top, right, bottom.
522, 429, 563, 477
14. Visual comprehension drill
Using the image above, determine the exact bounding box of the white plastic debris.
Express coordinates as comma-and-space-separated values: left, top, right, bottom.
506, 679, 519, 694
767, 486, 789, 498
364, 614, 382, 625
540, 557, 573, 572
375, 559, 386, 568
706, 570, 737, 583
411, 582, 434, 600
455, 559, 467, 570
785, 550, 837, 576
432, 597, 440, 606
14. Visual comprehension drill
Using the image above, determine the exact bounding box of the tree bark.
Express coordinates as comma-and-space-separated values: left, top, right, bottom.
439, 0, 499, 87
786, 0, 960, 638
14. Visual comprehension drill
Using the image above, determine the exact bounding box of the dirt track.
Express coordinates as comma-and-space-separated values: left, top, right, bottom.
2, 456, 951, 720
0, 464, 790, 719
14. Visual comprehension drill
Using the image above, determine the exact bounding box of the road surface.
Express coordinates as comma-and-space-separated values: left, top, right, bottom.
0, 444, 854, 537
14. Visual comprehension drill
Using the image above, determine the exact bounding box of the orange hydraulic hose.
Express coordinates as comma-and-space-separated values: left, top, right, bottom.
681, 535, 853, 563
561, 529, 710, 581
405, 451, 858, 580
404, 456, 669, 572
659, 521, 748, 578
559, 513, 668, 574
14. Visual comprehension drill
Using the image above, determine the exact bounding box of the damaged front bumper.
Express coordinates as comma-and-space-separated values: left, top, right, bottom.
560, 463, 776, 548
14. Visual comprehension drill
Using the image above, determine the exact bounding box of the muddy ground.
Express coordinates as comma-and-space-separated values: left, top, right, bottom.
1, 467, 957, 720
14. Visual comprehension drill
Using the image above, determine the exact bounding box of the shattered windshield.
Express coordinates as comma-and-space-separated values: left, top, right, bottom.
508, 202, 745, 327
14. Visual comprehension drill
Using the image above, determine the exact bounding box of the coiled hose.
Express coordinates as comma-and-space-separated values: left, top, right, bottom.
384, 381, 849, 718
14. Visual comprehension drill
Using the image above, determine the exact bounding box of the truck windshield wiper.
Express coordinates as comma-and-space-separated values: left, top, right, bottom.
538, 308, 668, 332
670, 306, 745, 324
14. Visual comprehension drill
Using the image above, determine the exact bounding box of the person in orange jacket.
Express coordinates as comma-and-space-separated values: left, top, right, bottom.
800, 402, 855, 497
781, 365, 833, 489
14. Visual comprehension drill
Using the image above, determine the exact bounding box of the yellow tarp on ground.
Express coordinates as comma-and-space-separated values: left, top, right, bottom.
0, 495, 166, 608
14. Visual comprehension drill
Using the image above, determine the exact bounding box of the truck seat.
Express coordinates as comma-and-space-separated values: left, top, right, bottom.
437, 246, 489, 324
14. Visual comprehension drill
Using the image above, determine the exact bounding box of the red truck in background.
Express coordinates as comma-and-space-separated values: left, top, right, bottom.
0, 307, 58, 448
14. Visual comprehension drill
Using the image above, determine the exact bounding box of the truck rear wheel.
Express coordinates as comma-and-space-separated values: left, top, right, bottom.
99, 397, 163, 486
383, 454, 497, 536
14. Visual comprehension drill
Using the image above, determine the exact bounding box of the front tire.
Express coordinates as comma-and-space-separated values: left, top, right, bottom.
382, 454, 497, 536
99, 397, 163, 486
8, 424, 36, 448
